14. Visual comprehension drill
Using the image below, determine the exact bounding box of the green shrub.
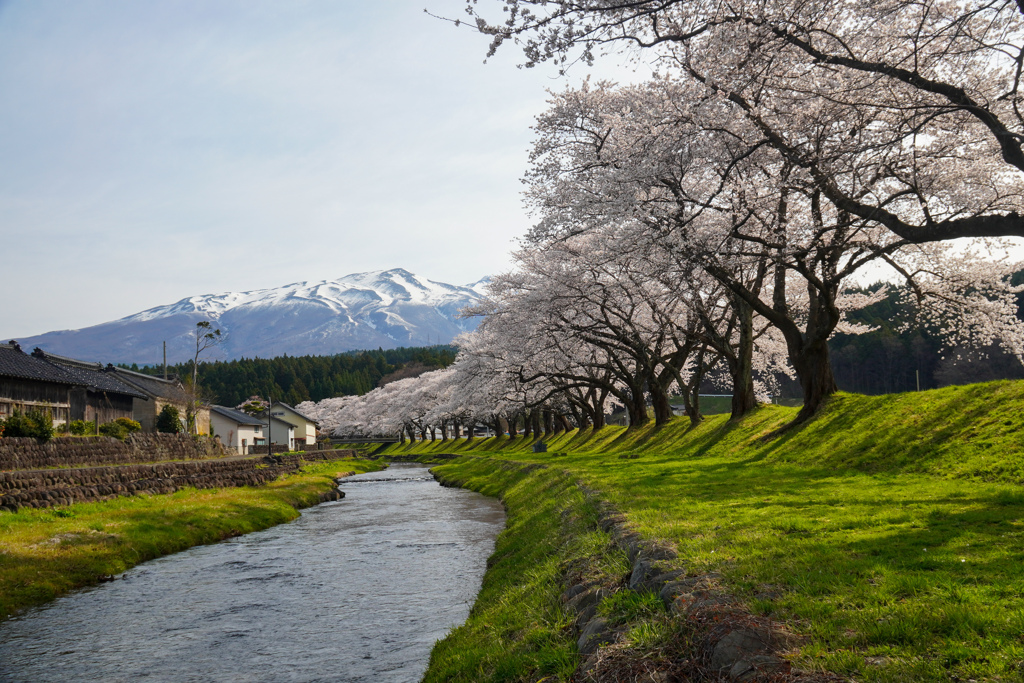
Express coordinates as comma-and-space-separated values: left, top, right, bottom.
98, 421, 128, 440
1, 410, 55, 442
114, 417, 142, 435
156, 405, 182, 434
68, 419, 93, 436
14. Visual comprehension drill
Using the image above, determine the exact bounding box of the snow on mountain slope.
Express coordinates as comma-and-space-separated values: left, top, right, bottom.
16, 269, 486, 364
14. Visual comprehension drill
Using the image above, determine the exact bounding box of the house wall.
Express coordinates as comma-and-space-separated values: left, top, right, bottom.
69, 389, 136, 424
271, 408, 317, 445
210, 413, 262, 455
133, 398, 208, 435
0, 377, 71, 426
300, 422, 316, 445
264, 420, 295, 449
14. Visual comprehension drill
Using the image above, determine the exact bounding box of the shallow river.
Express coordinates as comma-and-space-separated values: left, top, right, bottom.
0, 463, 505, 683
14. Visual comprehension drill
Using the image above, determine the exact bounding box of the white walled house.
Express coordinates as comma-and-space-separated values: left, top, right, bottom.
210, 405, 264, 455
261, 415, 296, 451
268, 402, 318, 446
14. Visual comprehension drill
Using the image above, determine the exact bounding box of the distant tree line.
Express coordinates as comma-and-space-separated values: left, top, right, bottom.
822, 277, 1024, 398
119, 346, 457, 407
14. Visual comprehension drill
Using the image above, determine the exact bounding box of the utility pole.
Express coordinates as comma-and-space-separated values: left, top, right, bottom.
163, 341, 167, 380
267, 394, 272, 454
916, 369, 920, 392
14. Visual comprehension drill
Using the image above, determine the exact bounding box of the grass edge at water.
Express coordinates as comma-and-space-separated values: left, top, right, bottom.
0, 457, 384, 621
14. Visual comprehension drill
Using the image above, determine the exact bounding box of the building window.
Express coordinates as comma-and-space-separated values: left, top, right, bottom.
0, 403, 9, 416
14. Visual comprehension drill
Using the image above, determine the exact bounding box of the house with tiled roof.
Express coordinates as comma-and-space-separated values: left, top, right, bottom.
257, 411, 297, 451
209, 405, 265, 455
0, 341, 83, 426
31, 348, 148, 425
267, 402, 318, 446
107, 367, 210, 434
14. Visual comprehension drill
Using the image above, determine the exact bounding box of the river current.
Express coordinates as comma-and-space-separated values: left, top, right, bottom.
0, 463, 505, 683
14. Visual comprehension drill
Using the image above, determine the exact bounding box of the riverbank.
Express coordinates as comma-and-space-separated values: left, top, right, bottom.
423, 460, 613, 681
0, 456, 384, 620
396, 382, 1024, 682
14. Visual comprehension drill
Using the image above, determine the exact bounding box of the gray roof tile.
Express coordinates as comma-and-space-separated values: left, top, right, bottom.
210, 405, 264, 426
0, 342, 82, 386
31, 349, 148, 399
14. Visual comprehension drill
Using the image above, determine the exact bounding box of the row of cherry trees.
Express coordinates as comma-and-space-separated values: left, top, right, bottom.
300, 0, 1024, 438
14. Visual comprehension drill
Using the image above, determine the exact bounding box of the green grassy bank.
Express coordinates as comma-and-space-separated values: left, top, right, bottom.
0, 456, 383, 620
394, 382, 1024, 682
423, 459, 622, 682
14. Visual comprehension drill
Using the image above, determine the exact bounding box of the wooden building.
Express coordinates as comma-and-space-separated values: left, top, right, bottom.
31, 349, 148, 424
0, 341, 81, 427
108, 368, 210, 434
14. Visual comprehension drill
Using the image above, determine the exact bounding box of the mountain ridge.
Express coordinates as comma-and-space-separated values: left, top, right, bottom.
14, 269, 489, 365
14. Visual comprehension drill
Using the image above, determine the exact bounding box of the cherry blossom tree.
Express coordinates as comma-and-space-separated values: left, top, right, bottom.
461, 0, 1024, 243
524, 77, 1024, 420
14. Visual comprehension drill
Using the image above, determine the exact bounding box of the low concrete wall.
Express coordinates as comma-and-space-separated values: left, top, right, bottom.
0, 450, 355, 512
0, 434, 226, 471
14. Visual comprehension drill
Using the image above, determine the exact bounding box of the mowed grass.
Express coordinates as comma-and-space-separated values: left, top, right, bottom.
389, 382, 1024, 682
0, 457, 383, 620
424, 459, 627, 683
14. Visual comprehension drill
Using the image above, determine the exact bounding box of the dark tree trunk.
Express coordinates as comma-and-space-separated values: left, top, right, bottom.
793, 339, 838, 423
532, 411, 543, 438
498, 416, 509, 437
439, 420, 448, 442
543, 410, 554, 436
465, 423, 474, 442
557, 413, 572, 432
567, 402, 585, 430
592, 387, 608, 429
650, 381, 673, 426
399, 430, 405, 445
680, 381, 703, 427
626, 400, 648, 428
730, 299, 757, 420
522, 412, 532, 440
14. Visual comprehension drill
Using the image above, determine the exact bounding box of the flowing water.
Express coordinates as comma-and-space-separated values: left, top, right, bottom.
0, 463, 505, 683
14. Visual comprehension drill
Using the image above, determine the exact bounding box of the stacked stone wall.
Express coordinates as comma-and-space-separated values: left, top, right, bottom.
0, 449, 355, 512
0, 434, 226, 470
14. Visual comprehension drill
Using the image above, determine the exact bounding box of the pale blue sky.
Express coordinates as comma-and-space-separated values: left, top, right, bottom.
0, 0, 648, 338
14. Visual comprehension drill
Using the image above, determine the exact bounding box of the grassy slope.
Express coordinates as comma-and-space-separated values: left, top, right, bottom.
0, 457, 384, 620
392, 382, 1024, 682
424, 460, 627, 682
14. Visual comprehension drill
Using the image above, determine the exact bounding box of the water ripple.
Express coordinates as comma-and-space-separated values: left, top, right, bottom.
0, 464, 505, 683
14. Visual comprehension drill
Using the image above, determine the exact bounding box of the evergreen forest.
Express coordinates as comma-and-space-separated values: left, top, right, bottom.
120, 346, 457, 408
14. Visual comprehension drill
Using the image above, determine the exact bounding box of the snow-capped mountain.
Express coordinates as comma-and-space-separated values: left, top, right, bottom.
16, 269, 490, 364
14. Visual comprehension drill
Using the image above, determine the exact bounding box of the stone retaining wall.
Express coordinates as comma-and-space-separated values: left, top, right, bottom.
0, 449, 355, 512
0, 434, 227, 471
